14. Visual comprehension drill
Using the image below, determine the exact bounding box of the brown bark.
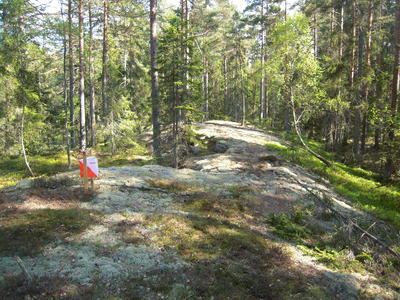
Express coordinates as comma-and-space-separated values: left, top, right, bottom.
385, 0, 400, 178
260, 0, 265, 120
350, 0, 357, 88
78, 0, 86, 150
339, 4, 344, 59
102, 0, 109, 121
352, 27, 364, 161
150, 0, 161, 159
361, 0, 374, 154
61, 1, 71, 168
88, 0, 96, 147
204, 57, 209, 120
223, 54, 228, 115
67, 0, 75, 148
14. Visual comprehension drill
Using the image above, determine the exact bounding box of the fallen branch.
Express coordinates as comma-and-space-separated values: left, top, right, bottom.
291, 99, 331, 167
290, 176, 400, 258
15, 256, 32, 282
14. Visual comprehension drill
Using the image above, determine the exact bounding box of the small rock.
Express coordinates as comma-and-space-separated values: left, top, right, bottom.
191, 146, 202, 154
258, 155, 278, 163
15, 179, 33, 189
211, 142, 229, 153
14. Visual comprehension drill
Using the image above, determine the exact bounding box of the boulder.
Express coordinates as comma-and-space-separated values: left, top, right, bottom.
211, 142, 229, 153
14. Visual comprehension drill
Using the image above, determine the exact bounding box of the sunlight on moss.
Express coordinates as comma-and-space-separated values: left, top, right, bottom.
264, 142, 288, 151
298, 245, 365, 273
265, 141, 400, 228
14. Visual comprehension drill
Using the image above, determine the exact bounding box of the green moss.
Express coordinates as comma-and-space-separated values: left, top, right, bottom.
298, 245, 365, 273
146, 214, 280, 262
32, 176, 78, 189
144, 213, 323, 299
225, 184, 255, 198
266, 211, 313, 242
0, 152, 70, 189
265, 141, 400, 228
147, 178, 202, 193
0, 208, 101, 256
0, 145, 151, 190
184, 126, 208, 151
0, 275, 98, 300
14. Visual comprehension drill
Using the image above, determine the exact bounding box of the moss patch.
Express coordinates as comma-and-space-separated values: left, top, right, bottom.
147, 178, 202, 193
145, 213, 329, 299
0, 208, 101, 256
265, 140, 400, 228
0, 274, 98, 300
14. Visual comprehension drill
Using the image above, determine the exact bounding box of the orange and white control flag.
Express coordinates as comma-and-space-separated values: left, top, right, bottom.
79, 157, 99, 178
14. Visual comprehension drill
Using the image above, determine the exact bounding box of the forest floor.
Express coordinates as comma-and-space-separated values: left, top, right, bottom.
0, 121, 399, 300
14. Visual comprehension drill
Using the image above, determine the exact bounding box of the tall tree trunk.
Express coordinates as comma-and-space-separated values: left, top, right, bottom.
361, 0, 374, 154
241, 59, 246, 126
102, 0, 109, 122
313, 10, 318, 57
203, 57, 209, 121
184, 0, 189, 109
180, 0, 189, 121
223, 54, 228, 115
260, 0, 265, 121
353, 29, 364, 161
61, 1, 71, 168
88, 0, 96, 147
68, 0, 75, 148
350, 0, 357, 88
150, 0, 161, 159
339, 4, 344, 59
384, 0, 400, 178
330, 0, 334, 49
78, 0, 86, 150
172, 67, 178, 168
374, 3, 384, 150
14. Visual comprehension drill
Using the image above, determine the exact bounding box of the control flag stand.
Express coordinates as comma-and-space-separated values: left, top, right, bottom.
77, 149, 99, 192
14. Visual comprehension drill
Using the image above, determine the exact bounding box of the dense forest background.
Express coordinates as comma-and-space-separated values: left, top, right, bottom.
1, 0, 400, 180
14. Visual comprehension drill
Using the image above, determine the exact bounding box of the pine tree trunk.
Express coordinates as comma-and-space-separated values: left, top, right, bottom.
61, 1, 71, 168
68, 0, 75, 148
204, 57, 209, 121
384, 0, 400, 178
361, 0, 374, 154
150, 0, 161, 159
88, 0, 96, 147
352, 29, 364, 161
223, 54, 228, 115
260, 0, 265, 121
241, 60, 246, 126
78, 0, 86, 150
339, 4, 344, 59
313, 1, 318, 57
102, 0, 109, 122
350, 0, 357, 88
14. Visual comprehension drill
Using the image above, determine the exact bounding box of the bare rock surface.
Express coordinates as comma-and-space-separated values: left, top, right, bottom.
0, 121, 398, 299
